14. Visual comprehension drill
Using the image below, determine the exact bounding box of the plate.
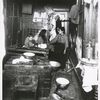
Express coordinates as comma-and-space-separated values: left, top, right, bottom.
23, 52, 35, 57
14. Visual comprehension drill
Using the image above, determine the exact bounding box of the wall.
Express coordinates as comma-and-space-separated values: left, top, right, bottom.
0, 0, 6, 99
5, 0, 20, 48
5, 0, 70, 48
83, 0, 98, 58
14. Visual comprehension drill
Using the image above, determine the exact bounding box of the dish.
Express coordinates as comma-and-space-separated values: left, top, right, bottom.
23, 52, 35, 58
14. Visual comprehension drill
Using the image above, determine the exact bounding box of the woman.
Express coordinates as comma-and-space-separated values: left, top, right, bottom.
33, 29, 48, 49
33, 29, 48, 44
24, 33, 34, 48
69, 4, 79, 48
48, 27, 68, 69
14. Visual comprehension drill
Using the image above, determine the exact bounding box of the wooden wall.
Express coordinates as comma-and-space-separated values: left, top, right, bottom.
5, 0, 20, 48
5, 0, 47, 48
5, 0, 70, 48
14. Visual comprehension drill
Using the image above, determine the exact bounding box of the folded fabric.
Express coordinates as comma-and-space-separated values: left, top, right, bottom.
12, 56, 32, 64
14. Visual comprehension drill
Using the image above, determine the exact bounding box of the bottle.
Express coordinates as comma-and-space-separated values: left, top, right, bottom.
86, 42, 93, 59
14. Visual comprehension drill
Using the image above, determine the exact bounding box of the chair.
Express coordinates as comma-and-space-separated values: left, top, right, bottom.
66, 48, 81, 83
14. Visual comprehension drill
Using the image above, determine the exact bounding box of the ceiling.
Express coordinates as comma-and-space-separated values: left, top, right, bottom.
15, 0, 76, 8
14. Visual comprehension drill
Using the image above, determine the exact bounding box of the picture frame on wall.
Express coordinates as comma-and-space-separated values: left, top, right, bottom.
22, 4, 32, 14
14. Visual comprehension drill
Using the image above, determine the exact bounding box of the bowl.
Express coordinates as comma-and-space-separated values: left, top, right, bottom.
56, 77, 70, 89
23, 52, 35, 59
82, 86, 92, 92
49, 61, 61, 68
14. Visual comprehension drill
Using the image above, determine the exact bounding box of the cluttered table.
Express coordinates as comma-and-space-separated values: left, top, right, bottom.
3, 52, 52, 79
3, 52, 52, 96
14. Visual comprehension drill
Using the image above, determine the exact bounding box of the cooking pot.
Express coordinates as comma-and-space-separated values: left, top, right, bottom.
56, 77, 70, 89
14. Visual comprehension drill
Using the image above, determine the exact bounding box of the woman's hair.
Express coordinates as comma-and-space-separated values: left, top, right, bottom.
28, 32, 33, 36
57, 27, 65, 34
39, 29, 47, 43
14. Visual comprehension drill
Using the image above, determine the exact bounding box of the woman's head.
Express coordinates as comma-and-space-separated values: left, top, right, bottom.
55, 15, 60, 21
28, 32, 33, 40
57, 27, 65, 35
39, 29, 47, 43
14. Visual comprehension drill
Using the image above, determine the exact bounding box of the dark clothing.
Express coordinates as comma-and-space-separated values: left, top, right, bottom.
55, 42, 68, 69
48, 40, 67, 69
54, 43, 65, 54
69, 21, 78, 37
48, 49, 67, 69
69, 20, 78, 48
48, 43, 55, 61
